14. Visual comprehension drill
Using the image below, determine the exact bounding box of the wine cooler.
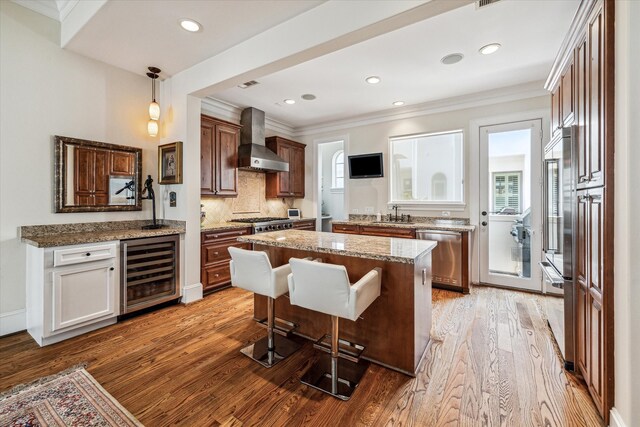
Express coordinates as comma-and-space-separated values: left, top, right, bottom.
121, 234, 180, 314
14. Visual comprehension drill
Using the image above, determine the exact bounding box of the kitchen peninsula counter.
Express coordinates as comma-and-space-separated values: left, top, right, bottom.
239, 229, 437, 375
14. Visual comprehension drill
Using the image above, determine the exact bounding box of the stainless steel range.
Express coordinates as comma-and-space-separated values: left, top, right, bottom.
230, 217, 293, 234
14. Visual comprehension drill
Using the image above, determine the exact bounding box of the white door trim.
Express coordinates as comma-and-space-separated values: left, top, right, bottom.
313, 135, 349, 231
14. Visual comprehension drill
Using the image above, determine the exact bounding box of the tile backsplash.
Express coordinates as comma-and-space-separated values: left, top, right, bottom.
200, 170, 294, 226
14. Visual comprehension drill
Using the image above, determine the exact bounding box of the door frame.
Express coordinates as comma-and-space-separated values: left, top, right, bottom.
469, 109, 550, 288
312, 135, 349, 231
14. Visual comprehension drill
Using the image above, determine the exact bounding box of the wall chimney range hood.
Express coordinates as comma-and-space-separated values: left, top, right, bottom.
238, 107, 289, 172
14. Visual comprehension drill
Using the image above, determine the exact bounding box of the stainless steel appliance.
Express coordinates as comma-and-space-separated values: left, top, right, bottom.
416, 229, 462, 290
230, 217, 294, 234
541, 126, 575, 370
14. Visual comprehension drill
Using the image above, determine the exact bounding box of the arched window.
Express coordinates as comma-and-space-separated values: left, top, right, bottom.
431, 172, 447, 200
332, 150, 344, 189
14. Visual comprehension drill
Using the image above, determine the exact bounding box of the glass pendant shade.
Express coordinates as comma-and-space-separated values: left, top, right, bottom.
149, 101, 160, 120
148, 119, 159, 137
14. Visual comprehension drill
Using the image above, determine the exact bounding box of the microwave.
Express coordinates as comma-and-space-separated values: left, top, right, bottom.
287, 208, 301, 219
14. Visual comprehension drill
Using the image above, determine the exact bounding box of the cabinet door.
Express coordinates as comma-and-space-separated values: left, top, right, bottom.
575, 192, 589, 378
587, 7, 604, 187
561, 62, 574, 125
291, 146, 305, 197
94, 149, 109, 195
551, 86, 561, 137
110, 152, 135, 175
278, 144, 292, 196
576, 37, 589, 187
50, 261, 116, 334
201, 120, 215, 194
216, 124, 239, 196
75, 147, 94, 193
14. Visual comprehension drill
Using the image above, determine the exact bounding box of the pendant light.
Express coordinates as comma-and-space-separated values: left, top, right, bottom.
147, 67, 161, 136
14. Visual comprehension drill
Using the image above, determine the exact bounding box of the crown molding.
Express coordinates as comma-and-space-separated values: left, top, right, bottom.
201, 97, 295, 137
292, 81, 548, 137
58, 0, 79, 21
13, 0, 60, 20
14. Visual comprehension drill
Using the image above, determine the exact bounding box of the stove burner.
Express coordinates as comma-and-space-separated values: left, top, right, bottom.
230, 217, 288, 223
230, 216, 294, 233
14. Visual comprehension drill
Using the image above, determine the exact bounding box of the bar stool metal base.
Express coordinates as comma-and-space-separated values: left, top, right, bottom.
301, 354, 369, 400
240, 334, 300, 368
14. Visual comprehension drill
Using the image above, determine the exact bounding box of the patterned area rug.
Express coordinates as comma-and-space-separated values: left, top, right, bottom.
0, 366, 142, 426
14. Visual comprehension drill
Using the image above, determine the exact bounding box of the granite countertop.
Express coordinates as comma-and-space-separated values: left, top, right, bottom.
331, 219, 476, 233
201, 217, 317, 232
21, 220, 186, 248
238, 230, 437, 264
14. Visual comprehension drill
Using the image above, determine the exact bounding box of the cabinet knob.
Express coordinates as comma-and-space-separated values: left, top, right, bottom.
213, 251, 219, 255
109, 267, 115, 271
481, 221, 488, 226
86, 252, 91, 256
214, 273, 219, 278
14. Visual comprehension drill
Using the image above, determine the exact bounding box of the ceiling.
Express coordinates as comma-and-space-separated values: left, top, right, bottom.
14, 0, 579, 129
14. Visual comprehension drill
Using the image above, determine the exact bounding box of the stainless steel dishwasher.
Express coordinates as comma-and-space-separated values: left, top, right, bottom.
416, 229, 462, 289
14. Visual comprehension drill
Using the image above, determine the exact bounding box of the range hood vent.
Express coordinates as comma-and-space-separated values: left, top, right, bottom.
238, 108, 289, 173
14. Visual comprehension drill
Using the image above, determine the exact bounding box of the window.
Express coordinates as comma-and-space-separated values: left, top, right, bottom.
493, 171, 522, 212
389, 130, 464, 206
332, 150, 344, 190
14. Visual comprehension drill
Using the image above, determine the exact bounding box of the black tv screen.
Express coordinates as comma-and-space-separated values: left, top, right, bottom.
348, 153, 384, 179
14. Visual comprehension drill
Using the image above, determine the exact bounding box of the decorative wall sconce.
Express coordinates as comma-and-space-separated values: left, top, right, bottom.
147, 67, 161, 137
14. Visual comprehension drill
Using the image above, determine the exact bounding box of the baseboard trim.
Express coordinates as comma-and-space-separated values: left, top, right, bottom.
610, 408, 627, 427
0, 309, 26, 336
181, 282, 203, 304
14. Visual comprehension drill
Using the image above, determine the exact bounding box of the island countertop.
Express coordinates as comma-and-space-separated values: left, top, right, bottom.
238, 229, 436, 264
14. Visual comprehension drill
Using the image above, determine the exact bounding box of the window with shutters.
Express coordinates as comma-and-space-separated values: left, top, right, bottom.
493, 171, 522, 212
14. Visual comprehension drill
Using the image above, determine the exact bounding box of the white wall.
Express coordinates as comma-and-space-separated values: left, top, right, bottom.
0, 2, 156, 332
613, 2, 640, 426
297, 96, 549, 220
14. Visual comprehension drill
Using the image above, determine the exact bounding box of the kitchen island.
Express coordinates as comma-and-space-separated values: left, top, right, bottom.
238, 230, 437, 376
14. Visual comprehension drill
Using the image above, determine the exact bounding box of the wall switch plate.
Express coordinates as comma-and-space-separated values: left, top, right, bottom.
364, 206, 374, 214
441, 211, 450, 217
169, 192, 176, 207
352, 208, 359, 214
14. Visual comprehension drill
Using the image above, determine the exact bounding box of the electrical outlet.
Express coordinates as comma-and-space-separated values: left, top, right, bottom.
364, 206, 374, 214
352, 208, 359, 214
441, 211, 451, 217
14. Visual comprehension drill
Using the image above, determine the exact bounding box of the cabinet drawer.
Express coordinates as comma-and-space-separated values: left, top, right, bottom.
293, 220, 316, 230
203, 242, 251, 265
332, 224, 360, 234
202, 263, 231, 289
201, 227, 251, 243
54, 242, 117, 267
359, 226, 416, 238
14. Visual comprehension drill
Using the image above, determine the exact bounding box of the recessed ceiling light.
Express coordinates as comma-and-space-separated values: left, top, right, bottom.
365, 76, 381, 84
179, 19, 201, 32
441, 53, 464, 65
393, 101, 405, 106
284, 99, 296, 105
301, 94, 316, 100
479, 43, 501, 55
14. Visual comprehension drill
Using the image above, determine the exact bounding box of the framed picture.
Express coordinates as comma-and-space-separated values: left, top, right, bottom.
158, 141, 182, 184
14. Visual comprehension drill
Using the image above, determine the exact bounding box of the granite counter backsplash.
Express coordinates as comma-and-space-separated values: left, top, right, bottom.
21, 220, 186, 248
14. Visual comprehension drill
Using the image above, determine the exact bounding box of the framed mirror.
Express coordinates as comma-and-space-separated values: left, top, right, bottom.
54, 136, 143, 212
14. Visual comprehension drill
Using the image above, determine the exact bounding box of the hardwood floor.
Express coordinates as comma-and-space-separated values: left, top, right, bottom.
0, 286, 602, 426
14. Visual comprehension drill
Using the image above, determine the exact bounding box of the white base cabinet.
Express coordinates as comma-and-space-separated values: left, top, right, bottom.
26, 241, 120, 346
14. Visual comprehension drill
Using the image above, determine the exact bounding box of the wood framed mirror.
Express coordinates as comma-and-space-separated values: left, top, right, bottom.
54, 136, 143, 212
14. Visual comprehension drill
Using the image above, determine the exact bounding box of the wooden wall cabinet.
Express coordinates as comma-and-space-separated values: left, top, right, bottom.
292, 219, 316, 231
110, 151, 135, 175
74, 147, 109, 205
546, 0, 613, 421
201, 227, 251, 293
201, 115, 240, 197
265, 136, 306, 198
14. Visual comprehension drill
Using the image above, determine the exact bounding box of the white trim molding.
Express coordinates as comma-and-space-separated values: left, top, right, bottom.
181, 282, 203, 304
0, 309, 26, 336
609, 408, 627, 427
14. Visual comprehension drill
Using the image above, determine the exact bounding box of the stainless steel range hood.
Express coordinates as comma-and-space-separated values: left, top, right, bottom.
238, 107, 289, 172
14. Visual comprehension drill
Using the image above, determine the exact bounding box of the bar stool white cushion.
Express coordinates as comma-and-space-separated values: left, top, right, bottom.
287, 257, 381, 321
229, 247, 291, 299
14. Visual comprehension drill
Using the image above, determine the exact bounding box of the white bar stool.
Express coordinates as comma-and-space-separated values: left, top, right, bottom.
228, 246, 300, 368
287, 257, 381, 400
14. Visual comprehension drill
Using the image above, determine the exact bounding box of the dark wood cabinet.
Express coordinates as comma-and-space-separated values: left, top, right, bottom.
201, 227, 251, 293
561, 61, 574, 125
201, 115, 240, 197
551, 86, 561, 138
265, 136, 306, 198
359, 225, 416, 239
74, 147, 109, 205
110, 151, 135, 175
546, 1, 613, 420
292, 219, 316, 231
331, 223, 359, 234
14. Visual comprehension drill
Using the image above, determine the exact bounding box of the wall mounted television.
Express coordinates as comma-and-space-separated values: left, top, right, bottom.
348, 153, 384, 179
